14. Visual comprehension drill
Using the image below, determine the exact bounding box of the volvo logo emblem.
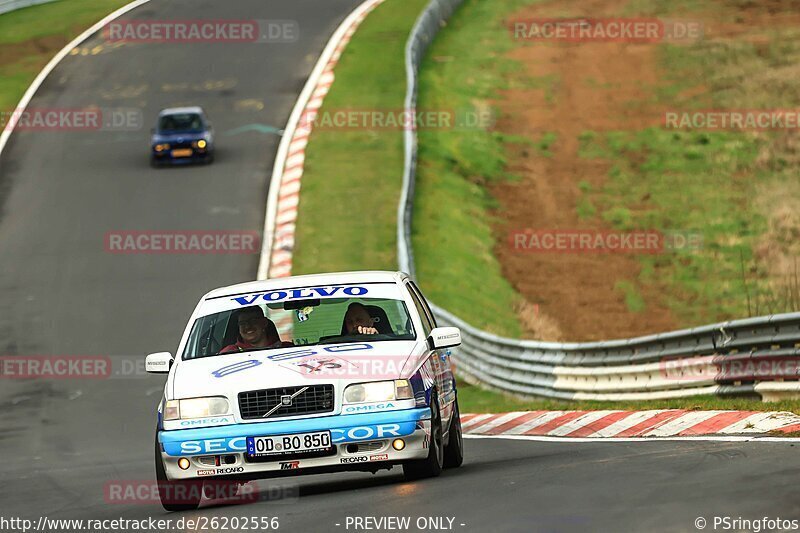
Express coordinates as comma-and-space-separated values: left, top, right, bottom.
263, 387, 308, 418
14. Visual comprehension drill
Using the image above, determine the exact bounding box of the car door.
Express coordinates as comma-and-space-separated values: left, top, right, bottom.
405, 281, 454, 428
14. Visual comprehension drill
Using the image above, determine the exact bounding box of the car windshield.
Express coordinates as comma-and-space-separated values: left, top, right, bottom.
158, 112, 204, 133
182, 297, 416, 360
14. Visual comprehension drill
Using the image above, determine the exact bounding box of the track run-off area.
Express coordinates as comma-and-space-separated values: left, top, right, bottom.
1, 1, 800, 532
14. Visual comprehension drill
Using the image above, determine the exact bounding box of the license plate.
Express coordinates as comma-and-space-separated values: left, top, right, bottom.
171, 148, 193, 157
247, 431, 331, 457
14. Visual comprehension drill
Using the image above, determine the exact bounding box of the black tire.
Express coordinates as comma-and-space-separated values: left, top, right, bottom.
443, 398, 464, 469
402, 396, 444, 480
154, 433, 202, 512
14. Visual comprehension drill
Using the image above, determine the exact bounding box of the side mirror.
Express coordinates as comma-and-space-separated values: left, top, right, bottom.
146, 352, 174, 374
427, 327, 461, 350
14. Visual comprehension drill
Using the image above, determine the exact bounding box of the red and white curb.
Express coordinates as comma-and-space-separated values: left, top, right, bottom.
256, 0, 385, 336
461, 411, 800, 440
258, 0, 385, 280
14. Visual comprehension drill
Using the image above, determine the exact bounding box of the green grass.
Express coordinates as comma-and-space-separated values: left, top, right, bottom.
411, 0, 800, 335
457, 381, 800, 414
572, 2, 800, 325
615, 280, 646, 313
412, 0, 534, 338
578, 129, 767, 325
0, 0, 132, 110
292, 0, 430, 274
0, 0, 131, 45
293, 0, 800, 405
537, 131, 557, 156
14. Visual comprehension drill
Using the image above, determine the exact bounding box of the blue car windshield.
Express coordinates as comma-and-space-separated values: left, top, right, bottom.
158, 113, 204, 133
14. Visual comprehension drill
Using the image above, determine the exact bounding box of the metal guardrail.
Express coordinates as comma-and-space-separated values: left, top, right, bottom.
398, 0, 800, 401
0, 0, 58, 16
398, 0, 464, 281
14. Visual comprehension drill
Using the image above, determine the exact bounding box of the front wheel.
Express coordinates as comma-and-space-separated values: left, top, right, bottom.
154, 433, 202, 512
443, 398, 464, 469
402, 396, 444, 480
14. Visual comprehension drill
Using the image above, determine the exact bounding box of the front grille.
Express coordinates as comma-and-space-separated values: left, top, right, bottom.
238, 385, 334, 420
197, 456, 217, 467
344, 441, 384, 454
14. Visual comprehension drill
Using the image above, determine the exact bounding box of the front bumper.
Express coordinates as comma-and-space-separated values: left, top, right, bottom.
152, 149, 211, 164
158, 408, 431, 480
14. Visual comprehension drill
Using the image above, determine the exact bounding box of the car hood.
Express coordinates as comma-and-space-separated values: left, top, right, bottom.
169, 340, 424, 400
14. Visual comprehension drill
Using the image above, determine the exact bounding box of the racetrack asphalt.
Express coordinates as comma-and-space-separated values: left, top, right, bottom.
2, 1, 800, 532
5, 436, 800, 531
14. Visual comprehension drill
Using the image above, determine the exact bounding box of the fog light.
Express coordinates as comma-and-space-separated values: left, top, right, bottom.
178, 458, 190, 470
392, 439, 405, 451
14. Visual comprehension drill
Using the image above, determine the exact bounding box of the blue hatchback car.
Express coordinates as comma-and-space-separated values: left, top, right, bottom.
150, 107, 214, 166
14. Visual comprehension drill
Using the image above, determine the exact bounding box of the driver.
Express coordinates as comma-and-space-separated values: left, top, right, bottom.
343, 302, 379, 335
220, 306, 292, 353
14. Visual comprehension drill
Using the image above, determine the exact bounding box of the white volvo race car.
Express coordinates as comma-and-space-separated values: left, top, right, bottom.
147, 271, 463, 511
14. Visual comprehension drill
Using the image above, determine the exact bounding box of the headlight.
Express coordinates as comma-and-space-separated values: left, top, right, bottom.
196, 139, 207, 149
343, 380, 413, 404
163, 397, 230, 421
154, 143, 169, 152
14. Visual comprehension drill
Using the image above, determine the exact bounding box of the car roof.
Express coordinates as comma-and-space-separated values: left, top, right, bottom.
158, 106, 205, 116
204, 271, 410, 300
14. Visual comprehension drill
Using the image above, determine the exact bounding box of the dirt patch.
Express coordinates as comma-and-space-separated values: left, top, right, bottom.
490, 0, 800, 341
490, 0, 679, 341
0, 34, 68, 70
711, 0, 800, 37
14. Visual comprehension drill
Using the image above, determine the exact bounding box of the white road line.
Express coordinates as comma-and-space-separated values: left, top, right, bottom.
0, 0, 154, 160
257, 0, 386, 280
464, 434, 800, 443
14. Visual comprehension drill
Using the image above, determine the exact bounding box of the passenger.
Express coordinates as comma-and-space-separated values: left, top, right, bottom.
343, 302, 379, 335
220, 306, 291, 353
